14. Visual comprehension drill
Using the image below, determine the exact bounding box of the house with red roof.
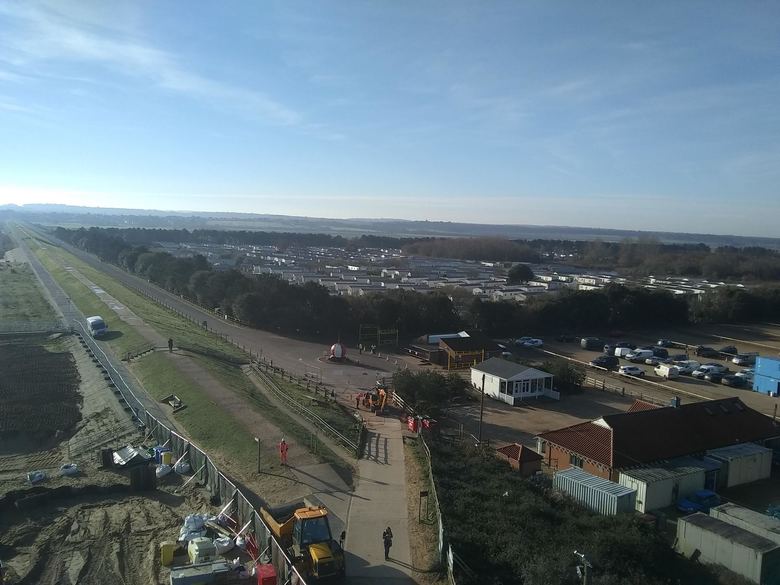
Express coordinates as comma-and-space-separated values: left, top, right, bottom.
536, 397, 780, 481
495, 443, 543, 477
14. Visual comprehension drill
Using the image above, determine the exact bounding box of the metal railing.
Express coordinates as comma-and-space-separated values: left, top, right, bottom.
14, 226, 311, 584
251, 362, 360, 455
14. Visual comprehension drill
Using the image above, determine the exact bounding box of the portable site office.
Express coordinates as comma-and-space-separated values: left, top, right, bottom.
553, 467, 636, 516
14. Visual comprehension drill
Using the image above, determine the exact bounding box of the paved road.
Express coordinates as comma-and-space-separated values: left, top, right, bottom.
20, 224, 416, 584
11, 227, 175, 430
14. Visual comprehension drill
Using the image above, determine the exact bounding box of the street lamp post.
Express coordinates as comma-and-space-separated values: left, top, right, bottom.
478, 374, 486, 445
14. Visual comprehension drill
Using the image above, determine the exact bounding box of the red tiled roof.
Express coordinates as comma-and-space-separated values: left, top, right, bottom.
539, 397, 780, 471
626, 400, 660, 413
495, 443, 542, 463
537, 422, 613, 467
604, 397, 780, 468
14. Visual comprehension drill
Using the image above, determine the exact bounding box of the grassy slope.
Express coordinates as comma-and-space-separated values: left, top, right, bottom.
27, 235, 354, 484
0, 263, 57, 322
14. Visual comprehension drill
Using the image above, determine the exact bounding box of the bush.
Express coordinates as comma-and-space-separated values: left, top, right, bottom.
428, 438, 726, 585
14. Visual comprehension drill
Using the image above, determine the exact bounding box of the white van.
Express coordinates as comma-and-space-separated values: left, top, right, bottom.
614, 347, 633, 358
654, 364, 680, 379
86, 316, 108, 338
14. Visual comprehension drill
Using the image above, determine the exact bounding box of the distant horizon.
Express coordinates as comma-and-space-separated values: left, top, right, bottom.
4, 202, 780, 246
1, 2, 779, 238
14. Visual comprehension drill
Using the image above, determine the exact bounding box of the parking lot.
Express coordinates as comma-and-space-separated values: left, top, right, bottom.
535, 325, 780, 418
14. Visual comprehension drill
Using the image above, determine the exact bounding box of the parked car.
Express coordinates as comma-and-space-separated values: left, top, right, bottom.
695, 346, 720, 358
718, 345, 739, 357
735, 368, 754, 380
670, 353, 688, 362
677, 490, 720, 514
721, 374, 747, 388
517, 338, 543, 348
651, 347, 669, 358
657, 339, 673, 347
581, 337, 603, 350
590, 355, 619, 370
619, 365, 645, 378
626, 349, 654, 363
556, 334, 577, 342
604, 341, 635, 354
732, 353, 758, 366
704, 372, 725, 383
692, 364, 728, 379
654, 364, 680, 379
674, 360, 701, 375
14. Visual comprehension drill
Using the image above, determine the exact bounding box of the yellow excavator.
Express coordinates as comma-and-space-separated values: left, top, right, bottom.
260, 501, 345, 581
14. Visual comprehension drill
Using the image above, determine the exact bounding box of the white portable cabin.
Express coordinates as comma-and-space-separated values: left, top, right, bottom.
706, 443, 773, 489
618, 459, 707, 513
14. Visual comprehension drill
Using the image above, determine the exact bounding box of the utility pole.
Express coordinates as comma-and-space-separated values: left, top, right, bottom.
478, 374, 486, 445
573, 550, 592, 585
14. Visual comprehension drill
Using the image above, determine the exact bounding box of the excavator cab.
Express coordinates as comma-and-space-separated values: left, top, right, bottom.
287, 507, 345, 579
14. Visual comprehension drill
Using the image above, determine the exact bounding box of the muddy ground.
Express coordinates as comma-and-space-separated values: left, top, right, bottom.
0, 334, 186, 584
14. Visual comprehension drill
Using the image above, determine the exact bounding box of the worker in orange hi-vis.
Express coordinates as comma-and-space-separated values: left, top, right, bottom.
279, 438, 289, 465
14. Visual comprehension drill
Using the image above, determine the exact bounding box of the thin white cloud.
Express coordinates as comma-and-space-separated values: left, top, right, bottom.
0, 1, 301, 125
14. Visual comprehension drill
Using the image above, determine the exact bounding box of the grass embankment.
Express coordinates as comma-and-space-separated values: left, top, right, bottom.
274, 375, 361, 442
0, 263, 57, 323
27, 237, 149, 355
132, 351, 259, 472
32, 237, 246, 361
28, 235, 354, 485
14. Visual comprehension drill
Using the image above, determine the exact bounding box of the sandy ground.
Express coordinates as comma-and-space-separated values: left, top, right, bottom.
0, 334, 230, 585
0, 478, 215, 585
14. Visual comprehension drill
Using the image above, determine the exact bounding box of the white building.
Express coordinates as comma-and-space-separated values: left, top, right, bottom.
471, 357, 558, 406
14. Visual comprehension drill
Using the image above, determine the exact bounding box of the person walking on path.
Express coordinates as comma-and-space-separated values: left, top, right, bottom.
356, 393, 361, 409
339, 530, 346, 550
278, 438, 289, 466
382, 527, 393, 560
168, 338, 173, 352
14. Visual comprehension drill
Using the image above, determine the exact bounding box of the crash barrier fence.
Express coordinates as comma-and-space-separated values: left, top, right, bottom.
19, 229, 309, 583
250, 362, 361, 456
71, 328, 311, 585
393, 395, 470, 585
142, 411, 309, 585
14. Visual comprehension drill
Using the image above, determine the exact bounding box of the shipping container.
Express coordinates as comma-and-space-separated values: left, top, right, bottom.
753, 357, 780, 397
707, 443, 773, 488
676, 513, 780, 585
619, 459, 706, 513
553, 467, 636, 516
710, 503, 780, 545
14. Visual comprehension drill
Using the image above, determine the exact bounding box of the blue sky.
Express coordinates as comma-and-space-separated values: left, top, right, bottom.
1, 1, 779, 237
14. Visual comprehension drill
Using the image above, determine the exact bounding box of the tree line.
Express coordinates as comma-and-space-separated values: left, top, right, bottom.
574, 238, 780, 281
73, 226, 415, 251
54, 227, 780, 341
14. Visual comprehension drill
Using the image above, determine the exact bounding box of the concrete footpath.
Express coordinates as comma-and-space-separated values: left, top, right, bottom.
345, 415, 414, 584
